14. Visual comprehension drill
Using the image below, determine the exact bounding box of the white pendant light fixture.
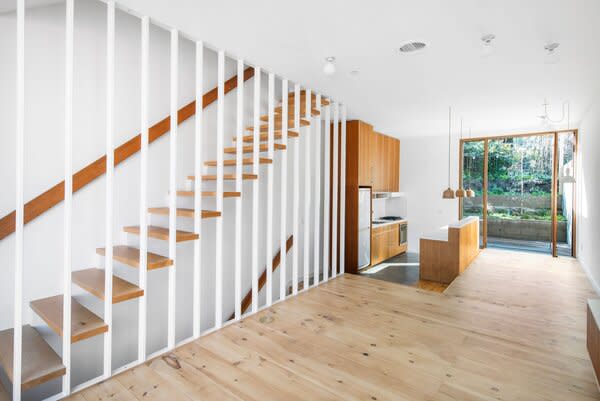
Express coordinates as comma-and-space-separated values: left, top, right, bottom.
465, 127, 475, 198
443, 107, 455, 199
544, 42, 560, 64
455, 117, 466, 198
323, 56, 336, 75
481, 34, 496, 57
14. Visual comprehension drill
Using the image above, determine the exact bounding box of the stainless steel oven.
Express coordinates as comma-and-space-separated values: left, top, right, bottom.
400, 223, 407, 245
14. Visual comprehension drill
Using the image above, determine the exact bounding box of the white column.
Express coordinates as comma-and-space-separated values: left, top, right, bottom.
279, 79, 288, 301
193, 42, 203, 337
339, 104, 347, 275
322, 102, 331, 281
13, 1, 24, 400
331, 102, 339, 279
167, 28, 178, 349
303, 89, 311, 290
266, 73, 274, 306
234, 58, 243, 320
215, 50, 225, 328
313, 94, 322, 286
138, 15, 149, 360
103, 0, 115, 378
251, 67, 261, 313
292, 85, 300, 295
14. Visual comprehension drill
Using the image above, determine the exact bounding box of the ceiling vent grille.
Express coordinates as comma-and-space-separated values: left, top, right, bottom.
399, 41, 427, 54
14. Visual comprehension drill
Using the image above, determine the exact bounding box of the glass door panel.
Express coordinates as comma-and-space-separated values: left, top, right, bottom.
557, 132, 576, 256
461, 140, 485, 247
486, 135, 554, 253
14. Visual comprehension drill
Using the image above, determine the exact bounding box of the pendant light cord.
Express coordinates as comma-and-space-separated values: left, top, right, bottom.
448, 107, 451, 187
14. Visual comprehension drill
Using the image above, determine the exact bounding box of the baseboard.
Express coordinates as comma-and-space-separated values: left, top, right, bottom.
580, 258, 600, 296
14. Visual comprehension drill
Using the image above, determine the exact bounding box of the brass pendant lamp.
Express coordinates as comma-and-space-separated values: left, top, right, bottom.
455, 117, 466, 198
442, 107, 455, 199
465, 127, 475, 197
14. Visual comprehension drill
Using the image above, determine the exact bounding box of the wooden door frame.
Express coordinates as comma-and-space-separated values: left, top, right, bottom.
458, 129, 578, 257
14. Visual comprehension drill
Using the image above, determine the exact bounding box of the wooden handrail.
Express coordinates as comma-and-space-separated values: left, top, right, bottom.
230, 235, 294, 320
0, 67, 255, 241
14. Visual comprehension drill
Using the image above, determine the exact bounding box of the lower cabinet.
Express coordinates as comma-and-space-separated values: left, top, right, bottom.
371, 223, 407, 266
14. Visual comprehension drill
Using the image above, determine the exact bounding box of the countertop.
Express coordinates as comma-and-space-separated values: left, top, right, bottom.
372, 219, 407, 229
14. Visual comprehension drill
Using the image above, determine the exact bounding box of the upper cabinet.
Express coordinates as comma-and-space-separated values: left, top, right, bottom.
353, 123, 399, 192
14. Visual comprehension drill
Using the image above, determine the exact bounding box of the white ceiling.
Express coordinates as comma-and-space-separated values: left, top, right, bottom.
8, 0, 600, 138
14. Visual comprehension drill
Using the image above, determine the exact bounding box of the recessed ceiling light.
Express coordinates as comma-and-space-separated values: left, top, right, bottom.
349, 70, 360, 77
481, 34, 496, 57
323, 56, 336, 75
544, 42, 560, 64
399, 41, 427, 54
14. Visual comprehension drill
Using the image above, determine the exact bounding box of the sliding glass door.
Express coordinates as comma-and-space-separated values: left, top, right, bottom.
460, 130, 577, 257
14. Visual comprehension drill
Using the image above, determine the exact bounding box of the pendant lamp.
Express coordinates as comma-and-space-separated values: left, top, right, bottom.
465, 127, 475, 197
455, 117, 466, 198
443, 107, 455, 199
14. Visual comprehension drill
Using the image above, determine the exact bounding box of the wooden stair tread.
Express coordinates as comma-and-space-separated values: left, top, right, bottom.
124, 225, 199, 242
233, 131, 299, 143
191, 173, 258, 181
96, 246, 173, 270
272, 106, 320, 117
224, 143, 286, 154
204, 157, 272, 167
30, 295, 108, 343
72, 268, 144, 304
246, 118, 309, 132
148, 207, 221, 218
177, 190, 241, 198
288, 91, 331, 105
0, 325, 66, 391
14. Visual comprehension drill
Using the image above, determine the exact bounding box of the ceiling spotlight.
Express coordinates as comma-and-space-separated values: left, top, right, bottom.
481, 33, 496, 57
323, 56, 336, 75
349, 69, 360, 77
544, 42, 560, 64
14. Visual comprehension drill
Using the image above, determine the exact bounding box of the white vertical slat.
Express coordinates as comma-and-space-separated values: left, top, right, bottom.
303, 89, 311, 290
215, 50, 225, 328
167, 28, 178, 349
339, 104, 347, 275
138, 15, 149, 360
313, 94, 322, 286
266, 72, 274, 306
322, 101, 331, 281
279, 79, 288, 301
63, 0, 74, 393
331, 102, 339, 279
103, 0, 115, 378
193, 42, 203, 337
234, 58, 243, 320
292, 84, 300, 295
251, 67, 260, 313
13, 0, 24, 399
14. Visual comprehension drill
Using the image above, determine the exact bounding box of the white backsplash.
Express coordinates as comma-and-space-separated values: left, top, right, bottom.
372, 197, 407, 220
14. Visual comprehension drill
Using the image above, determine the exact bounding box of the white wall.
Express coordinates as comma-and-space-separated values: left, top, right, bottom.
400, 135, 460, 252
0, 1, 320, 399
577, 95, 600, 294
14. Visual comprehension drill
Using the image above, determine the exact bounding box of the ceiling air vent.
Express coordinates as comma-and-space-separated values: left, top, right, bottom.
399, 41, 427, 54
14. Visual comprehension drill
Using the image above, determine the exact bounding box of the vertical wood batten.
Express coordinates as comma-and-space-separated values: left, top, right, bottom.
292, 85, 300, 294
266, 73, 274, 306
303, 89, 311, 290
313, 94, 322, 286
234, 58, 243, 320
322, 102, 331, 281
193, 42, 203, 338
339, 104, 347, 274
279, 79, 288, 300
138, 15, 149, 359
251, 67, 261, 313
331, 102, 339, 279
215, 50, 225, 327
63, 0, 74, 393
13, 0, 24, 399
103, 0, 115, 378
167, 28, 178, 349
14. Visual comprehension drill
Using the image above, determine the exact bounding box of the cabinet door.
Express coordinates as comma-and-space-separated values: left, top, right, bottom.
368, 129, 378, 188
389, 137, 400, 192
358, 123, 372, 186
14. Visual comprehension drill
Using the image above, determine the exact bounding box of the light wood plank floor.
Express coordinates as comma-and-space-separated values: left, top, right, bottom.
67, 248, 600, 401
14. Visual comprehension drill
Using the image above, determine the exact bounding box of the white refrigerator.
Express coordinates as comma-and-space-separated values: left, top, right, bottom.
358, 187, 371, 269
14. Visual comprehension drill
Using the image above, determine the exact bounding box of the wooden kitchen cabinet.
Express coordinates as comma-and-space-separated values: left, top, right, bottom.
359, 127, 400, 192
371, 222, 407, 266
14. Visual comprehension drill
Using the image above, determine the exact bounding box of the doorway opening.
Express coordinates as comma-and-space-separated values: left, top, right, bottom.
460, 129, 577, 257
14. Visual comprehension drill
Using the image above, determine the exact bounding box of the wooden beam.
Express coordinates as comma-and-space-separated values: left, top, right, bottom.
0, 67, 255, 242
229, 235, 293, 320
